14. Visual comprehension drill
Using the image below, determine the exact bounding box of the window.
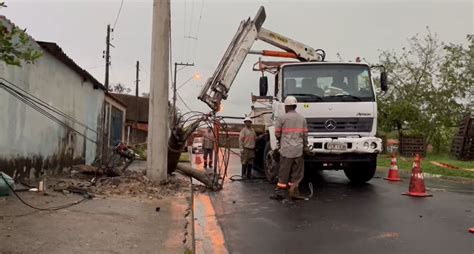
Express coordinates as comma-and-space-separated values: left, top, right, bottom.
282, 64, 375, 102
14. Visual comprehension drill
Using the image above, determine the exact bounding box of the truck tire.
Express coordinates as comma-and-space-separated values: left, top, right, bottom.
343, 159, 376, 184
264, 143, 279, 184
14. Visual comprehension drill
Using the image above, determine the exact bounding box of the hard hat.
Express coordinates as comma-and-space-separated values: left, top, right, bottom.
244, 116, 252, 123
284, 96, 298, 106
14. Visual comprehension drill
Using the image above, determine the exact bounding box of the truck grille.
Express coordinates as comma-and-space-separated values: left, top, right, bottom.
306, 117, 373, 133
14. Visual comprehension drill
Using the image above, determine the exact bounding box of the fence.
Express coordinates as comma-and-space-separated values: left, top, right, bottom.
399, 136, 426, 157
451, 115, 474, 161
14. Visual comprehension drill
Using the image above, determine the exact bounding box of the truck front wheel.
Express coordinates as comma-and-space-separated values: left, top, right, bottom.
343, 159, 376, 184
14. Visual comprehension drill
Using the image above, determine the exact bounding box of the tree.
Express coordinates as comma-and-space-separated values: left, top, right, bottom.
377, 29, 472, 153
0, 2, 42, 66
109, 82, 131, 94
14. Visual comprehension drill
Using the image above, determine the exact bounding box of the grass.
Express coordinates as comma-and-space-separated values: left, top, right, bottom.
179, 152, 190, 162
377, 154, 474, 179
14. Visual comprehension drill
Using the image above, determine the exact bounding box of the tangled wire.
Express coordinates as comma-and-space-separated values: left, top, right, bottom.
174, 111, 233, 188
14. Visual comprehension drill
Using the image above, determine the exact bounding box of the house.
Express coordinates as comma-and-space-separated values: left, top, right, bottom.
109, 93, 149, 144
0, 16, 125, 180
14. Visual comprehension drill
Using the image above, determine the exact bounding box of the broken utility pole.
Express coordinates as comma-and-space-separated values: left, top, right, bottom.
147, 0, 170, 182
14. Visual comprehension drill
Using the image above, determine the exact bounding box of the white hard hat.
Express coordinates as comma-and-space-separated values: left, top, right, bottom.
244, 116, 252, 123
284, 96, 298, 106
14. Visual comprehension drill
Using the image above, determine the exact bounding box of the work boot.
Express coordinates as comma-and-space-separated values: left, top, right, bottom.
241, 165, 247, 179
269, 188, 286, 200
289, 185, 306, 200
246, 164, 253, 179
204, 163, 207, 168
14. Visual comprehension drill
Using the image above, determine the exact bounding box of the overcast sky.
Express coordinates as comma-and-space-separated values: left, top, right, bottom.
2, 0, 472, 118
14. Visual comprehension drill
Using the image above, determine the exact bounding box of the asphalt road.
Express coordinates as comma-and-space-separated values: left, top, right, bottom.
196, 152, 474, 254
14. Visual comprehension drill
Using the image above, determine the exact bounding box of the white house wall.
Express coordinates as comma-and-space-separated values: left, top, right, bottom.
0, 47, 105, 179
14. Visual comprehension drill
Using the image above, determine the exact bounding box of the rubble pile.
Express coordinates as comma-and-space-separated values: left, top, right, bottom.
47, 166, 190, 200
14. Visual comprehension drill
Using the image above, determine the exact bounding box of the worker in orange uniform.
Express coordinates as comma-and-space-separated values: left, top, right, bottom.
271, 96, 308, 200
239, 116, 257, 179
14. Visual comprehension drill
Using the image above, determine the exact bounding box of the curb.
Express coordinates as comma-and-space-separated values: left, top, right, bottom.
183, 158, 195, 253
188, 175, 195, 253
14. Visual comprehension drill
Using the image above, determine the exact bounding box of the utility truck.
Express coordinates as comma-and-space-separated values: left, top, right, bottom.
198, 6, 388, 183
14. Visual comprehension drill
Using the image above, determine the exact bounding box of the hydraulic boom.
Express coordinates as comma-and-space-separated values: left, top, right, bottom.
198, 6, 323, 111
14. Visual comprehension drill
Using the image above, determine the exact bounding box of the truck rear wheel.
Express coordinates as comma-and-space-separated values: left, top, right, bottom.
343, 159, 376, 184
264, 143, 279, 184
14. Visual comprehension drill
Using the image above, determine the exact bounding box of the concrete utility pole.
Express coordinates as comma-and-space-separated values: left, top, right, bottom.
135, 61, 140, 143
173, 62, 194, 124
104, 24, 112, 92
147, 0, 170, 181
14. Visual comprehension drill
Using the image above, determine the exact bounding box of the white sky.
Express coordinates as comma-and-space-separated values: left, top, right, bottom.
2, 0, 473, 117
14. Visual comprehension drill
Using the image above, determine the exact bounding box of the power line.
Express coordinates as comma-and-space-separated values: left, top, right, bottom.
0, 81, 98, 144
192, 0, 206, 60
0, 77, 98, 135
112, 0, 125, 30
183, 0, 187, 60
177, 92, 192, 112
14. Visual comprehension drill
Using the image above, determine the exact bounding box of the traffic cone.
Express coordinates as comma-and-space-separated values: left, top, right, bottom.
194, 155, 202, 164
384, 153, 402, 181
402, 154, 432, 197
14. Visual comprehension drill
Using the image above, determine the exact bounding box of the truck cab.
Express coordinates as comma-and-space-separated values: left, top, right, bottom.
262, 62, 383, 183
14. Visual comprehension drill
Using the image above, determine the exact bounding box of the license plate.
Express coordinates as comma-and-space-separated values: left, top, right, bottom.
327, 142, 347, 150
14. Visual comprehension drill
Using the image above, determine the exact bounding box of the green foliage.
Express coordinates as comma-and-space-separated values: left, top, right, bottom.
109, 82, 132, 94
377, 29, 473, 153
0, 2, 42, 66
377, 154, 474, 179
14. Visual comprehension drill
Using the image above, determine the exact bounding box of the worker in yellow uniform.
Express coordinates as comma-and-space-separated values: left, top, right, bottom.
271, 96, 308, 200
239, 116, 257, 179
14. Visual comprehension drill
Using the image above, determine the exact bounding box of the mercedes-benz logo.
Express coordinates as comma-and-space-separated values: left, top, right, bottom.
325, 119, 337, 130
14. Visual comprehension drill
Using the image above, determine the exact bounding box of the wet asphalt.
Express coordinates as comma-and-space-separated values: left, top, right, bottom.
201, 153, 474, 254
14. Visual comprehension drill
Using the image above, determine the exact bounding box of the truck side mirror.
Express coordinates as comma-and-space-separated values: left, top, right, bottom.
380, 72, 388, 92
259, 76, 268, 96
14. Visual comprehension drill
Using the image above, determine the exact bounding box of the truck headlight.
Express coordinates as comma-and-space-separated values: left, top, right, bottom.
370, 142, 377, 149
363, 142, 369, 149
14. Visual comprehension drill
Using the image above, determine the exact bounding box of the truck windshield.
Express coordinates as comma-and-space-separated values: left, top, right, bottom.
282, 64, 375, 102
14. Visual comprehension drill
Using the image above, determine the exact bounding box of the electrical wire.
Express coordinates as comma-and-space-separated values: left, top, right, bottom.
0, 173, 88, 212
191, 0, 205, 60
177, 92, 193, 112
183, 0, 187, 60
112, 0, 125, 30
0, 78, 99, 135
0, 82, 98, 144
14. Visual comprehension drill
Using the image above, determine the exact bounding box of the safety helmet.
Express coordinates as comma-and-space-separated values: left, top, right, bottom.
284, 96, 298, 106
244, 116, 252, 123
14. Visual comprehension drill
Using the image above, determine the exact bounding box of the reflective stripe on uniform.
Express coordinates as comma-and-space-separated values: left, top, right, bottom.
277, 182, 287, 188
277, 128, 308, 133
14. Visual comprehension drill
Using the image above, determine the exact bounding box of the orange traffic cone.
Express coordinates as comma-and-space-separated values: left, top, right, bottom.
403, 154, 432, 197
384, 153, 402, 181
194, 155, 202, 164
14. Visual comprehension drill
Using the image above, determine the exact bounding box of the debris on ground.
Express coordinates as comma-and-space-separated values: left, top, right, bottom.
46, 166, 190, 200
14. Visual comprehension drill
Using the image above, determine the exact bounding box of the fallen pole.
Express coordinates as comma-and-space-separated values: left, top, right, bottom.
176, 163, 222, 191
